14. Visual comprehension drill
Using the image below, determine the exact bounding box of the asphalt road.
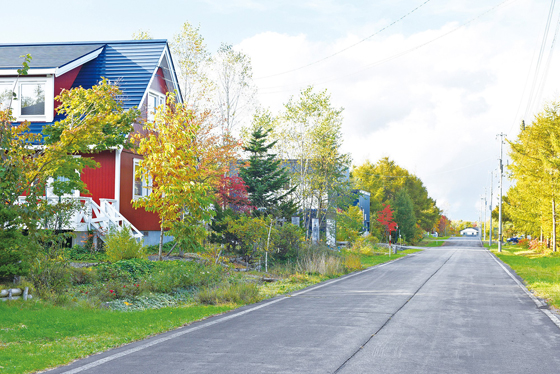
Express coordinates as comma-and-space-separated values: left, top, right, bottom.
49, 237, 560, 374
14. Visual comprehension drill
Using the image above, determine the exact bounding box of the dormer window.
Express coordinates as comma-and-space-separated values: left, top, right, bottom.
21, 82, 46, 115
0, 76, 54, 122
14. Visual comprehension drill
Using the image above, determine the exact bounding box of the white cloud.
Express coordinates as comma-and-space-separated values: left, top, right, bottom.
236, 0, 557, 221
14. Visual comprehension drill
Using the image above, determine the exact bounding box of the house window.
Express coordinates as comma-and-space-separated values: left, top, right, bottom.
147, 91, 166, 122
21, 83, 46, 116
0, 77, 54, 122
133, 158, 151, 199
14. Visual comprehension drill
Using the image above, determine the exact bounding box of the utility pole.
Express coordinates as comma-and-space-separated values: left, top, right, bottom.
489, 171, 493, 246
480, 196, 484, 239
497, 133, 506, 252
484, 189, 487, 242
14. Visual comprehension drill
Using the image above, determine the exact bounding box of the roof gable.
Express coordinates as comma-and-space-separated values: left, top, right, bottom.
71, 41, 170, 110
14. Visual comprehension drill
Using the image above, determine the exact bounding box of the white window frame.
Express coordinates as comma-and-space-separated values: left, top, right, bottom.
46, 155, 81, 198
0, 75, 54, 122
133, 158, 152, 200
147, 90, 166, 122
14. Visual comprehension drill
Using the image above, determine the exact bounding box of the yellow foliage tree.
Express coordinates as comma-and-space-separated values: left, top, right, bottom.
509, 101, 560, 250
133, 94, 239, 260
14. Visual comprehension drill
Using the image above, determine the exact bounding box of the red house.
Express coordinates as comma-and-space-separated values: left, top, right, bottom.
0, 40, 181, 245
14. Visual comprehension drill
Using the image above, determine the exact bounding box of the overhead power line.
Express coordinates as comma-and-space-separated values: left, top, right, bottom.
255, 0, 433, 80
533, 2, 560, 112
260, 0, 519, 94
523, 0, 557, 120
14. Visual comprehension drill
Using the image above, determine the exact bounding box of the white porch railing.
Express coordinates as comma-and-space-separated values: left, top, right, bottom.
16, 196, 143, 241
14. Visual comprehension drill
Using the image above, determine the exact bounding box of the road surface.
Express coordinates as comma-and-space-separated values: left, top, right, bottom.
49, 237, 560, 373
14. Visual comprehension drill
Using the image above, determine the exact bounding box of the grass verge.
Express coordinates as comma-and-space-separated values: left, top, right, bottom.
358, 248, 422, 267
416, 238, 448, 247
486, 243, 560, 309
0, 302, 233, 374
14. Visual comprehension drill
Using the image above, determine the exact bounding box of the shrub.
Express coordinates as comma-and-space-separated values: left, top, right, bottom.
343, 252, 362, 272
529, 239, 547, 253
69, 267, 98, 285
66, 245, 107, 261
275, 224, 304, 261
518, 238, 530, 249
104, 227, 146, 262
144, 261, 224, 293
366, 234, 379, 246
0, 226, 35, 280
111, 258, 154, 279
196, 282, 261, 305
96, 263, 134, 283
29, 258, 70, 297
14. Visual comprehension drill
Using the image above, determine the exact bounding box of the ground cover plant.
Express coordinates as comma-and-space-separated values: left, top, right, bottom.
487, 242, 560, 309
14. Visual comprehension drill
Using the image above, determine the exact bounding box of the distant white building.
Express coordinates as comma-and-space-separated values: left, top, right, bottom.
460, 227, 478, 236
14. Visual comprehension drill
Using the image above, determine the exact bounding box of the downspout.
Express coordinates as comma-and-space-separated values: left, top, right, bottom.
114, 147, 122, 211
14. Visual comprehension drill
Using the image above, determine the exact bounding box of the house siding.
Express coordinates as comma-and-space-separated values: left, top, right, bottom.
80, 150, 115, 204
120, 150, 160, 231
53, 65, 82, 117
150, 67, 169, 94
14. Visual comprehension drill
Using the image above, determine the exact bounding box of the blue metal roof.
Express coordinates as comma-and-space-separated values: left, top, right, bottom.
1, 40, 179, 135
72, 41, 168, 110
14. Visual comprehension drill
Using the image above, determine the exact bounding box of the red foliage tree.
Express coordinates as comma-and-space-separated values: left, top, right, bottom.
437, 215, 450, 235
216, 175, 253, 213
377, 204, 397, 243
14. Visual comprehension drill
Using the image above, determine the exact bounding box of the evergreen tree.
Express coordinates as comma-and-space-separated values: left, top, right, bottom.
393, 189, 417, 243
239, 126, 293, 212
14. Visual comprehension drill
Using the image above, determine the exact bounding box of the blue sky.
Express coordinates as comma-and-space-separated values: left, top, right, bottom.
2, 0, 557, 223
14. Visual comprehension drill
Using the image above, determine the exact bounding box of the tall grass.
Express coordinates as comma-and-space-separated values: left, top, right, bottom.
196, 282, 261, 305
295, 245, 344, 277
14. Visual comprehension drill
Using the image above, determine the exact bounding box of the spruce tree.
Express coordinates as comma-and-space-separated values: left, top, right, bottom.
239, 126, 294, 212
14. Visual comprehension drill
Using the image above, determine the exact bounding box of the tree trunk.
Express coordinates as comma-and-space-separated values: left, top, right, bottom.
158, 219, 164, 261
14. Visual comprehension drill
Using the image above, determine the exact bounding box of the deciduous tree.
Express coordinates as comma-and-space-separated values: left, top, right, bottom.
0, 66, 139, 279
376, 204, 397, 244
214, 43, 256, 134
280, 86, 351, 235
353, 157, 440, 233
133, 93, 239, 259
172, 22, 214, 108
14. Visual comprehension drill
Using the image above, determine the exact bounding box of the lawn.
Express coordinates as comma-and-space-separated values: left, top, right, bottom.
0, 302, 233, 374
486, 243, 560, 309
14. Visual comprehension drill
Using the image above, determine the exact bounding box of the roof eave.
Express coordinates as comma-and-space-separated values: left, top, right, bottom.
0, 68, 56, 76
55, 46, 104, 77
